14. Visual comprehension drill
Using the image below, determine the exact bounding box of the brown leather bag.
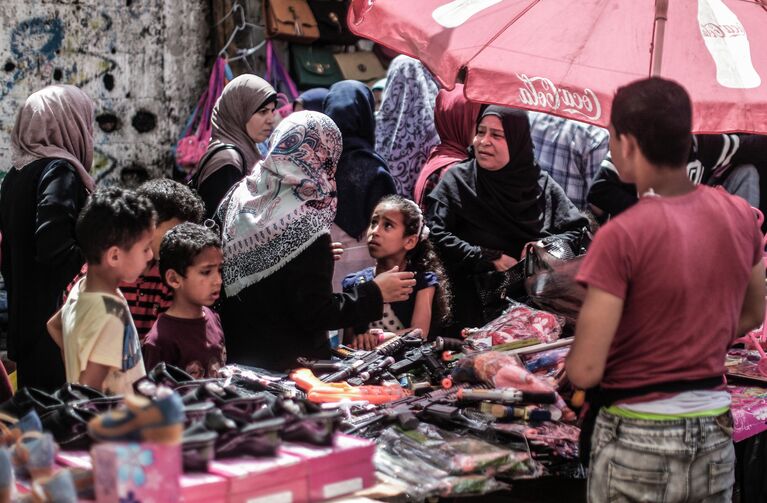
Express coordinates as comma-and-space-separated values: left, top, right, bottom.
264, 0, 320, 44
333, 51, 386, 83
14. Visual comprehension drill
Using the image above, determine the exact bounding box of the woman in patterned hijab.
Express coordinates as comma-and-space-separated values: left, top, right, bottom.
218, 111, 414, 371
375, 56, 441, 196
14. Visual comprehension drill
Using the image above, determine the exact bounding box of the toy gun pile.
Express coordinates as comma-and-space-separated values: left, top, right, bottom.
294, 330, 478, 395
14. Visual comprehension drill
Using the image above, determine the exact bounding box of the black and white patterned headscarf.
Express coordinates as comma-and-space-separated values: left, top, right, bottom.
375, 56, 440, 196
220, 111, 342, 296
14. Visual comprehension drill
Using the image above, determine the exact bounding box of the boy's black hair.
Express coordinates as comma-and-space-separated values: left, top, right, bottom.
76, 186, 157, 265
159, 222, 222, 285
136, 178, 205, 224
611, 77, 692, 168
375, 195, 452, 325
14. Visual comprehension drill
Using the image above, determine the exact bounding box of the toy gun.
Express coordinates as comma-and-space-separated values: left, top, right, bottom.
341, 386, 456, 433
456, 387, 557, 405
388, 337, 462, 385
291, 368, 411, 405
320, 330, 424, 384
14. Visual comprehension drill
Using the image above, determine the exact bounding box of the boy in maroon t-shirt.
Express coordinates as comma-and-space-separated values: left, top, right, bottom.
143, 223, 226, 379
566, 78, 765, 502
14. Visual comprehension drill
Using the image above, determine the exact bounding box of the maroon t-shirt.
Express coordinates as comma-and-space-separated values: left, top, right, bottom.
142, 307, 226, 379
577, 186, 762, 390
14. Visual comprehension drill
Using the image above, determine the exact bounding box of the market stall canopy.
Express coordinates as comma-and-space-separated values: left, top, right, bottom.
348, 0, 767, 133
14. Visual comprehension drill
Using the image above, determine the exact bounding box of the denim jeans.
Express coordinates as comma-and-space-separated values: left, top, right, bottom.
588, 409, 735, 502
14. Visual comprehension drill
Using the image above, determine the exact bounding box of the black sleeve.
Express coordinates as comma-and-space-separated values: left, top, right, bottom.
586, 159, 638, 219
198, 165, 243, 220
35, 162, 84, 270
293, 235, 384, 331
732, 135, 767, 170
545, 175, 589, 237
694, 134, 767, 182
426, 199, 493, 273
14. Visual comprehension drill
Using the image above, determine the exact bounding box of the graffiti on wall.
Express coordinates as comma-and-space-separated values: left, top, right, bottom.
0, 1, 208, 186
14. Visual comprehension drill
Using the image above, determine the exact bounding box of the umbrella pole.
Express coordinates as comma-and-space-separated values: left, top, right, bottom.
650, 0, 669, 76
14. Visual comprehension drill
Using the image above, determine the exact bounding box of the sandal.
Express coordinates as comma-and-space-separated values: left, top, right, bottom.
87, 390, 184, 445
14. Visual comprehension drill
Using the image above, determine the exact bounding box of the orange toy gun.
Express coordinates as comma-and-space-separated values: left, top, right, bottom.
291, 368, 411, 405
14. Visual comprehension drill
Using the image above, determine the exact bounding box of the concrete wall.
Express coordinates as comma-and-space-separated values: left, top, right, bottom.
0, 0, 209, 186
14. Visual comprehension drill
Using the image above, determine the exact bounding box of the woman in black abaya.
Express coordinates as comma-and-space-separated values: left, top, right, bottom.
426, 106, 587, 335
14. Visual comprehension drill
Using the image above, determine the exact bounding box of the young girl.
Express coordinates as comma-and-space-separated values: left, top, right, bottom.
342, 195, 451, 349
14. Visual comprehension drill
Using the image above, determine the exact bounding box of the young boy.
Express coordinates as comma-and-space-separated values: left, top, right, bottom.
58, 187, 156, 395
566, 78, 765, 502
142, 223, 225, 379
64, 179, 205, 341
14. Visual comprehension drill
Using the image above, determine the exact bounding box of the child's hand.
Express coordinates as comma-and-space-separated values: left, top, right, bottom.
492, 254, 518, 272
351, 332, 380, 351
331, 242, 344, 261
373, 266, 416, 303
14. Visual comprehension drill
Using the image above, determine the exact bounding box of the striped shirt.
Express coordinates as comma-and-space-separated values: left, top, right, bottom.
66, 262, 173, 342
529, 112, 610, 210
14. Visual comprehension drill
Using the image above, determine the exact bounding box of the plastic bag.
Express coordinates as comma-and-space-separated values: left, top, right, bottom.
520, 347, 570, 388
525, 247, 586, 327
451, 351, 576, 421
463, 300, 564, 348
374, 450, 509, 501
378, 423, 520, 475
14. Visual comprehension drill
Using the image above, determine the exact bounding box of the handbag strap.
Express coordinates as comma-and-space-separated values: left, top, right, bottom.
178, 90, 207, 140
195, 57, 229, 141
265, 40, 300, 100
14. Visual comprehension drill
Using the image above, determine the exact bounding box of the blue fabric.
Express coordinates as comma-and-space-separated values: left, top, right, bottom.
342, 266, 438, 333
528, 112, 609, 210
324, 81, 396, 238
296, 88, 329, 112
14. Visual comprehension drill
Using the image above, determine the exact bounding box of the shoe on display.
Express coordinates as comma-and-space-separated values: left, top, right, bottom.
87, 389, 184, 445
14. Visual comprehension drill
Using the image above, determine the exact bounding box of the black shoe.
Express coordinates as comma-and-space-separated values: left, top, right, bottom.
147, 362, 195, 388
182, 423, 218, 472
281, 410, 340, 446
52, 384, 106, 404
214, 417, 284, 459
0, 387, 64, 420
41, 396, 122, 450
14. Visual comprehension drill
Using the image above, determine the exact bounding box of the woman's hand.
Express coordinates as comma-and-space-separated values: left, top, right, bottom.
331, 242, 344, 261
492, 254, 518, 272
373, 266, 416, 303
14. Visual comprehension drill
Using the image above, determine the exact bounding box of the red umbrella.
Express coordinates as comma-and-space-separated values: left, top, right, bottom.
349, 0, 767, 133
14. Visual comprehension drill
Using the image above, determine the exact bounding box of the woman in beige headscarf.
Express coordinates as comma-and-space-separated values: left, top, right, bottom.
0, 85, 95, 391
191, 74, 277, 219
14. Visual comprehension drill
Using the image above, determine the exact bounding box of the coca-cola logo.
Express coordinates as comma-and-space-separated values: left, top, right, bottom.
516, 74, 602, 122
700, 22, 746, 38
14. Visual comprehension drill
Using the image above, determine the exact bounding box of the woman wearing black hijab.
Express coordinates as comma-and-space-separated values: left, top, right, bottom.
323, 80, 397, 290
426, 106, 587, 335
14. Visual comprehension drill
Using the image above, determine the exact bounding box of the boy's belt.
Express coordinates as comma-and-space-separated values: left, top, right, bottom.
579, 376, 725, 466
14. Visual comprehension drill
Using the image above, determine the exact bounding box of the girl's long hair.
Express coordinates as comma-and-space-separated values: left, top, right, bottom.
378, 195, 452, 324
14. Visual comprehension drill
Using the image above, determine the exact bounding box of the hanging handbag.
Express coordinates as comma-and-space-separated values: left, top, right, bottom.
524, 229, 592, 326
265, 40, 300, 100
333, 51, 386, 83
175, 57, 228, 172
308, 0, 358, 45
263, 0, 320, 44
290, 45, 342, 89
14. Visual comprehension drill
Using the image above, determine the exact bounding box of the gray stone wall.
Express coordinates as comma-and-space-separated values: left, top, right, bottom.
0, 0, 209, 185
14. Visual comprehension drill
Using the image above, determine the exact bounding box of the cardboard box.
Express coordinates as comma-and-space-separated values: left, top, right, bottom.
209, 451, 307, 503
280, 434, 375, 501
180, 472, 229, 502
